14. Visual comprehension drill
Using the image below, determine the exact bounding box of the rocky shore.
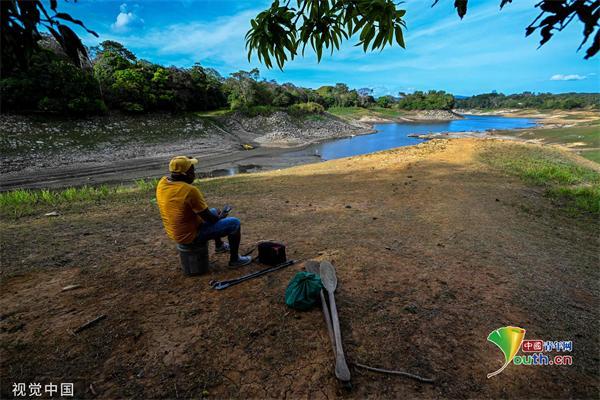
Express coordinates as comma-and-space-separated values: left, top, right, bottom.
412, 109, 463, 120
357, 109, 463, 124
221, 111, 372, 147
0, 111, 373, 175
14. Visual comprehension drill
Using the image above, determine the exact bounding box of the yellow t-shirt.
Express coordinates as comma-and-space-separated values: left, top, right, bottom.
156, 177, 208, 244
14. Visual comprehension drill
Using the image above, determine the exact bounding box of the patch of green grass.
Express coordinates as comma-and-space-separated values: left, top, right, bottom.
194, 109, 231, 117
0, 184, 132, 219
134, 178, 160, 191
507, 121, 600, 149
546, 185, 600, 214
303, 114, 326, 122
369, 106, 409, 118
480, 142, 600, 214
0, 177, 231, 220
579, 150, 600, 164
327, 106, 408, 119
327, 107, 371, 117
482, 144, 599, 185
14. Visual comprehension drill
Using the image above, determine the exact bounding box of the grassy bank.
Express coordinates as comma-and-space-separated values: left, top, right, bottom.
480, 142, 600, 214
0, 179, 159, 219
0, 176, 247, 220
327, 106, 409, 119
499, 120, 600, 163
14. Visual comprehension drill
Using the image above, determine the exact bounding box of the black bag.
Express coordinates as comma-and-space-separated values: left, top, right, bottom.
258, 241, 287, 266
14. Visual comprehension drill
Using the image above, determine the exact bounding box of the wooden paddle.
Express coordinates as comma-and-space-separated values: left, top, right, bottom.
305, 260, 336, 355
307, 261, 434, 385
319, 260, 351, 382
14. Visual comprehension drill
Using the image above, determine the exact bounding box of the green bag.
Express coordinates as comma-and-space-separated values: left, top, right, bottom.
285, 271, 323, 310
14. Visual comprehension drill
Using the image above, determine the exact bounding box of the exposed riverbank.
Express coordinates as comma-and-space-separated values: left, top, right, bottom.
0, 109, 472, 191
0, 109, 597, 191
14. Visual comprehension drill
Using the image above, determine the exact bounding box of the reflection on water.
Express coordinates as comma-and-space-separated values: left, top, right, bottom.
307, 114, 536, 161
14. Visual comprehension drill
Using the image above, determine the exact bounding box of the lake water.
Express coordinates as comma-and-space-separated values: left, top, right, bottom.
305, 114, 537, 161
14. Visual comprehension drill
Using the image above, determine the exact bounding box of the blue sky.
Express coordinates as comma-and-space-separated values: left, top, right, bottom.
59, 0, 599, 96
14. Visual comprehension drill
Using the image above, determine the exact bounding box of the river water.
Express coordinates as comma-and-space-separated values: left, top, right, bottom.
199, 114, 536, 178
306, 114, 537, 161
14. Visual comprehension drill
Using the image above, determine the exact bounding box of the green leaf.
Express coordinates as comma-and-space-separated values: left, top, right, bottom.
395, 26, 405, 48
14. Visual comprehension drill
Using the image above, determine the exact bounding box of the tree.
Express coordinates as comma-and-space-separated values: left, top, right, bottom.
376, 95, 395, 108
0, 45, 105, 115
223, 68, 262, 109
246, 0, 599, 69
455, 92, 599, 110
111, 68, 153, 112
93, 40, 137, 95
1, 0, 98, 74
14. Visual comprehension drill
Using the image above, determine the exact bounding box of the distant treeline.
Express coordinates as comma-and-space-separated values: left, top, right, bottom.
377, 91, 455, 110
456, 92, 600, 110
1, 38, 597, 116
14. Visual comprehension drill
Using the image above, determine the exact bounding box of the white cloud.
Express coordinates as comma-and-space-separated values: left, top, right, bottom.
98, 9, 261, 68
550, 74, 586, 81
112, 3, 144, 32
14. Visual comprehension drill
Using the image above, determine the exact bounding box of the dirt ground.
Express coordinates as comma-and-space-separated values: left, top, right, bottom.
1, 139, 598, 399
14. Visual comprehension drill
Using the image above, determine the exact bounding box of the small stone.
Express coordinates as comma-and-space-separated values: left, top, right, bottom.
61, 284, 82, 292
45, 211, 59, 217
345, 205, 352, 209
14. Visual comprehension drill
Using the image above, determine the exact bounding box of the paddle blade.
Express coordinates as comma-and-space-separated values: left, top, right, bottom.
305, 260, 320, 274
319, 261, 338, 292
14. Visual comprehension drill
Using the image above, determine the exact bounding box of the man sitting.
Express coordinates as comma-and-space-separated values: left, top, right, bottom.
156, 156, 252, 267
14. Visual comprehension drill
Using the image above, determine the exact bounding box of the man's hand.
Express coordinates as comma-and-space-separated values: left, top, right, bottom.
221, 205, 233, 218
198, 208, 220, 224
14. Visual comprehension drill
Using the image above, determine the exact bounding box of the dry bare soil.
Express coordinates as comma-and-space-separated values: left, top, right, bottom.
1, 139, 598, 399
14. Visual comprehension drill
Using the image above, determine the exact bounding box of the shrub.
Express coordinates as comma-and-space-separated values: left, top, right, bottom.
288, 102, 325, 116
242, 105, 276, 117
121, 102, 144, 113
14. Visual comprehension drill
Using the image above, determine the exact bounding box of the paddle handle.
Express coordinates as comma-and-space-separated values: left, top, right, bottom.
327, 290, 351, 382
319, 290, 336, 355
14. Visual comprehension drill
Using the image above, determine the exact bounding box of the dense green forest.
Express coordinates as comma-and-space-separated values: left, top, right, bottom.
456, 92, 600, 110
1, 38, 597, 117
0, 38, 372, 116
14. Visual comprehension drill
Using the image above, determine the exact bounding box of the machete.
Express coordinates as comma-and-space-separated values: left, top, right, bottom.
210, 259, 296, 290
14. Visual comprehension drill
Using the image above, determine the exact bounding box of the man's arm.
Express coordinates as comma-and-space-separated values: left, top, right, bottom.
197, 208, 220, 224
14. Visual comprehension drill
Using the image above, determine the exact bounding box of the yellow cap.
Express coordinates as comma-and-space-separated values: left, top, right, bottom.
169, 156, 198, 173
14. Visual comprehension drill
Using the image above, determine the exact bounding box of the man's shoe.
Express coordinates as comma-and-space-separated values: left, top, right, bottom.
229, 255, 252, 268
215, 242, 230, 254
